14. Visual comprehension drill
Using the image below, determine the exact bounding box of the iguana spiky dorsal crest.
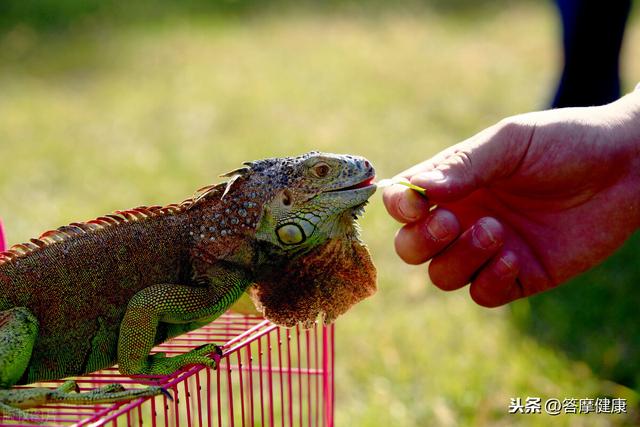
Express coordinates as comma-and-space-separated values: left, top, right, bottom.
0, 158, 269, 268
0, 186, 221, 266
0, 207, 175, 265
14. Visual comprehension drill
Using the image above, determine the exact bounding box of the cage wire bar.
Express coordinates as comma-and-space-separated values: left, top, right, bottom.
0, 313, 335, 426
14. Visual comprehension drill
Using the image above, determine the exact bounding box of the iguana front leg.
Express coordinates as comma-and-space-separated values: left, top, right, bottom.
118, 266, 250, 376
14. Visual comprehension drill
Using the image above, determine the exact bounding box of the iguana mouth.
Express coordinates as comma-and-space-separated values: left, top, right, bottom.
325, 176, 376, 193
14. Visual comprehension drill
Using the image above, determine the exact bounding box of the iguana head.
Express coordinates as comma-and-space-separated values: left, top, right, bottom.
251, 151, 376, 251
191, 151, 377, 327
232, 151, 377, 327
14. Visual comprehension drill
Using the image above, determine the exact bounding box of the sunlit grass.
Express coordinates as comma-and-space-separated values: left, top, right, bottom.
0, 3, 639, 425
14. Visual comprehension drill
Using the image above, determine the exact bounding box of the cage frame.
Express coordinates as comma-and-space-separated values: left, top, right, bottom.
0, 313, 335, 426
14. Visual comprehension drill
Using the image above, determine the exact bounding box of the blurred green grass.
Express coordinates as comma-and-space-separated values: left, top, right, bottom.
0, 2, 639, 426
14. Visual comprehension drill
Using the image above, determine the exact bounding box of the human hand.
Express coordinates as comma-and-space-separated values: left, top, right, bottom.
383, 89, 640, 306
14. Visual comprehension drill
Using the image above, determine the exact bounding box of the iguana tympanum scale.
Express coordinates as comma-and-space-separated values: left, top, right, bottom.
0, 152, 377, 421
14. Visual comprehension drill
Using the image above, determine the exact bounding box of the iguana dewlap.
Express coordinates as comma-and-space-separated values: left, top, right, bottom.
0, 152, 377, 421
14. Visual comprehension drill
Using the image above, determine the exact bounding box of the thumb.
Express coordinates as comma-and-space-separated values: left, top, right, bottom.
411, 121, 533, 203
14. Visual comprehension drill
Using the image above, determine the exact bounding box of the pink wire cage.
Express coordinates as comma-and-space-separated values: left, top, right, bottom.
0, 221, 336, 427
0, 219, 6, 252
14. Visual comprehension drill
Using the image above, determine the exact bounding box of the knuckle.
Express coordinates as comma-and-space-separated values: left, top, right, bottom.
495, 117, 524, 135
477, 216, 502, 230
494, 116, 536, 143
471, 218, 503, 251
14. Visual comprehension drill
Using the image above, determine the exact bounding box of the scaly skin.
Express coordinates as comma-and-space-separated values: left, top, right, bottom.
0, 152, 377, 421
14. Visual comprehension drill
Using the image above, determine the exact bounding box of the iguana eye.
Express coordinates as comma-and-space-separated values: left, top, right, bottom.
277, 223, 305, 245
311, 162, 331, 178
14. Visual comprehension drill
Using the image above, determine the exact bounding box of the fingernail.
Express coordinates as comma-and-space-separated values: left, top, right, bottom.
398, 196, 418, 220
426, 215, 449, 240
414, 169, 446, 184
495, 257, 514, 277
472, 223, 497, 249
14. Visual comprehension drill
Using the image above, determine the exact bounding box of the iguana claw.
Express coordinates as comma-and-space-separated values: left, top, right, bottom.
212, 345, 223, 368
159, 387, 174, 401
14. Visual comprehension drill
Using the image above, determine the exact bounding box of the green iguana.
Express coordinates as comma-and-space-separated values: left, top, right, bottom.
0, 152, 377, 421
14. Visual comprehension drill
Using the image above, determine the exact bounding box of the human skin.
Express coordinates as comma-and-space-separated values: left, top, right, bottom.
383, 87, 640, 307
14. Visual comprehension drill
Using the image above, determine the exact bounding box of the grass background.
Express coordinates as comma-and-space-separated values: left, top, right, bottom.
0, 1, 639, 425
